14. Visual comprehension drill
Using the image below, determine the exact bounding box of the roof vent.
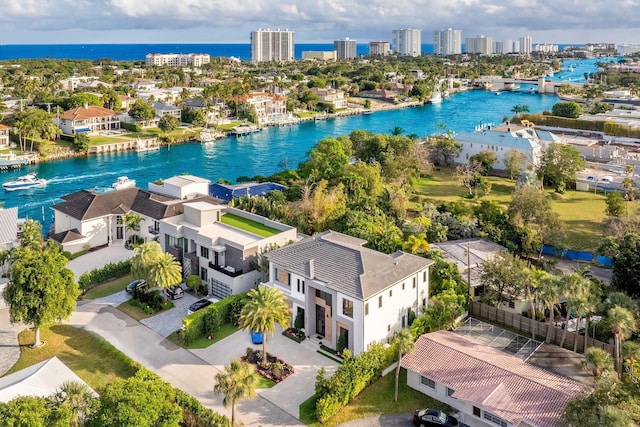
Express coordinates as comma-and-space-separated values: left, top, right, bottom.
308, 258, 315, 279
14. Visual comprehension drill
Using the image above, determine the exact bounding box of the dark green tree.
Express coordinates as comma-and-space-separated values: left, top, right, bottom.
539, 143, 586, 193
128, 99, 155, 125
605, 192, 626, 217
158, 114, 180, 133
552, 101, 582, 118
72, 132, 90, 154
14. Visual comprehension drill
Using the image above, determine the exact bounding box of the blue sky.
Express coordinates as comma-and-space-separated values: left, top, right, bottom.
2, 0, 640, 45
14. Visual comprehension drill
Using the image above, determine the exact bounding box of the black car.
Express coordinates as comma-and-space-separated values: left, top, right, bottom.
412, 409, 458, 427
125, 279, 147, 294
165, 285, 184, 300
187, 298, 214, 315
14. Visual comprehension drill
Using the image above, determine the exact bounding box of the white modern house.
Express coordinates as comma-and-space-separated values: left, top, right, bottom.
263, 230, 433, 355
311, 87, 348, 110
0, 124, 11, 149
159, 203, 297, 298
235, 92, 288, 126
454, 123, 561, 171
50, 175, 222, 253
402, 331, 585, 427
55, 104, 120, 135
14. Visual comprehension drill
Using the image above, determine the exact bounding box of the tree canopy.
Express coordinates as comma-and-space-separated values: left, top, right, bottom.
539, 142, 586, 193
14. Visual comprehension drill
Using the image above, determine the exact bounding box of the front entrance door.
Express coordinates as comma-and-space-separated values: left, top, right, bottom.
315, 305, 325, 337
116, 226, 123, 240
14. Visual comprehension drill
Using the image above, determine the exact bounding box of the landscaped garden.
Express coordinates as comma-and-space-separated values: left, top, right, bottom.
241, 348, 294, 383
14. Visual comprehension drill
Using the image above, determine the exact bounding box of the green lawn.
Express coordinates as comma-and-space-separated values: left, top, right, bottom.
300, 368, 450, 427
4, 325, 139, 390
81, 274, 133, 299
116, 299, 174, 321
220, 213, 281, 237
166, 322, 241, 349
412, 167, 638, 252
216, 121, 245, 131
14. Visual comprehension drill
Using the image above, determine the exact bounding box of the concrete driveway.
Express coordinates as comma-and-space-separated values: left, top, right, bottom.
140, 290, 199, 337
66, 245, 133, 278
192, 324, 340, 419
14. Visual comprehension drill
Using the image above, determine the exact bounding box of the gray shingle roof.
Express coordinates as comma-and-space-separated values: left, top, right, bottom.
0, 207, 19, 244
267, 230, 433, 299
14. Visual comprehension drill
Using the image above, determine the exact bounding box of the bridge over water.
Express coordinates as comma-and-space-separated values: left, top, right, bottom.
474, 76, 584, 94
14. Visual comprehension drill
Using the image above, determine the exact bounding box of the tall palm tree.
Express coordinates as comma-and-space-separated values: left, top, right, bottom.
148, 252, 182, 301
214, 359, 259, 426
238, 285, 290, 364
525, 267, 547, 340
391, 328, 414, 401
49, 380, 96, 427
538, 275, 561, 343
130, 241, 162, 282
581, 347, 614, 378
559, 273, 589, 348
607, 306, 637, 378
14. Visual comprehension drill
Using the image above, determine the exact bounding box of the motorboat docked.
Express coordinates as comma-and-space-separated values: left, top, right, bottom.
3, 172, 46, 191
112, 176, 136, 190
428, 91, 442, 104
231, 124, 260, 136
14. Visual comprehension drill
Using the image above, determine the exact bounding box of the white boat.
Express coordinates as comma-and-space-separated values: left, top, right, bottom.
495, 91, 501, 96
111, 176, 136, 190
231, 124, 260, 136
429, 91, 442, 104
3, 173, 46, 191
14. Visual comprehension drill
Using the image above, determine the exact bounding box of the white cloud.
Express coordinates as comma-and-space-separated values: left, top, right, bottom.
0, 0, 638, 44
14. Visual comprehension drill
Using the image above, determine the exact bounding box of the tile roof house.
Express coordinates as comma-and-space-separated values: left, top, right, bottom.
401, 331, 587, 427
50, 175, 224, 253
264, 230, 433, 355
0, 124, 11, 149
55, 104, 120, 135
159, 203, 297, 298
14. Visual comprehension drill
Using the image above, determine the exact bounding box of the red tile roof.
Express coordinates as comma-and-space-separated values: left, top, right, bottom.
400, 331, 587, 427
0, 124, 10, 129
61, 105, 118, 121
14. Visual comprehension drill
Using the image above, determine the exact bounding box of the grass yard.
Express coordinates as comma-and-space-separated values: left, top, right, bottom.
216, 121, 245, 131
299, 368, 450, 427
81, 274, 134, 300
412, 167, 636, 251
220, 213, 281, 237
166, 322, 240, 349
116, 299, 174, 321
4, 325, 139, 390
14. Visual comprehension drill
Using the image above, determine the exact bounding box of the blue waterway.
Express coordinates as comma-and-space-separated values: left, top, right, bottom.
1, 58, 601, 232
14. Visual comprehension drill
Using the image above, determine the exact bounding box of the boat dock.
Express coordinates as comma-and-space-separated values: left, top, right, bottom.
89, 137, 159, 154
231, 124, 260, 136
0, 152, 38, 171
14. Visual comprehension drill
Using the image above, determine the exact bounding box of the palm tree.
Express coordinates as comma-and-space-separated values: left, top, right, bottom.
607, 306, 638, 378
391, 328, 414, 401
559, 273, 589, 348
123, 212, 143, 247
49, 380, 96, 427
130, 241, 162, 282
622, 341, 640, 381
213, 359, 259, 426
402, 233, 430, 255
238, 285, 290, 364
537, 275, 561, 343
148, 252, 182, 301
390, 125, 404, 136
581, 347, 614, 378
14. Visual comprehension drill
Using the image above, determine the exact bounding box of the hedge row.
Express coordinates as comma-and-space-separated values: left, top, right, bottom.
78, 259, 131, 291
314, 342, 395, 422
181, 292, 248, 344
519, 114, 605, 132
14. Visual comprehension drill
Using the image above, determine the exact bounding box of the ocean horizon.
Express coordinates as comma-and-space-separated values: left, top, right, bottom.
0, 43, 577, 62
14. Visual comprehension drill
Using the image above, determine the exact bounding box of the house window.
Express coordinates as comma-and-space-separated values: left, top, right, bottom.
276, 268, 290, 286
167, 235, 184, 250
413, 277, 417, 288
447, 387, 456, 398
420, 376, 436, 389
423, 271, 427, 282
200, 266, 208, 282
483, 411, 508, 427
365, 303, 369, 316
378, 295, 383, 308
389, 289, 393, 297
297, 279, 305, 294
473, 407, 481, 417
387, 324, 391, 332
342, 299, 353, 318
200, 246, 209, 259
508, 300, 515, 309
402, 282, 405, 290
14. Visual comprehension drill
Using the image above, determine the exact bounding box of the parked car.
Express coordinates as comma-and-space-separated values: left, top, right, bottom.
412, 409, 458, 427
187, 297, 218, 315
165, 285, 184, 300
125, 279, 147, 294
251, 330, 264, 344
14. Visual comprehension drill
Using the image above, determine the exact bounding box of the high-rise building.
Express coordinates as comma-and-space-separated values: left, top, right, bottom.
433, 28, 462, 55
250, 29, 295, 63
519, 36, 533, 54
334, 38, 357, 60
465, 35, 493, 55
392, 29, 422, 57
369, 41, 391, 56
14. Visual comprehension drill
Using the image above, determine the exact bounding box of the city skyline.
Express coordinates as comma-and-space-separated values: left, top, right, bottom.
1, 0, 640, 46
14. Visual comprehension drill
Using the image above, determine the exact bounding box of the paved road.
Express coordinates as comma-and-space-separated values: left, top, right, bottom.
337, 414, 413, 427
0, 308, 23, 376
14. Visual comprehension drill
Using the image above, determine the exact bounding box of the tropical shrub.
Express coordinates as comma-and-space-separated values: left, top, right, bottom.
78, 260, 131, 291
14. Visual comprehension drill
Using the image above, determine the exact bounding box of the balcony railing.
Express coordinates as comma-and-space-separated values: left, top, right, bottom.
209, 262, 243, 278
148, 226, 160, 235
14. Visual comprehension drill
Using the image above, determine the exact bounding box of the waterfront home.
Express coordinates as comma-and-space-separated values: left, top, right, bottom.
159, 203, 296, 298
311, 87, 348, 110
55, 104, 120, 135
401, 330, 585, 427
263, 230, 433, 355
152, 102, 182, 120
208, 182, 285, 203
358, 88, 400, 101
183, 98, 229, 124
454, 122, 559, 171
50, 175, 222, 253
234, 92, 287, 127
0, 124, 11, 149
